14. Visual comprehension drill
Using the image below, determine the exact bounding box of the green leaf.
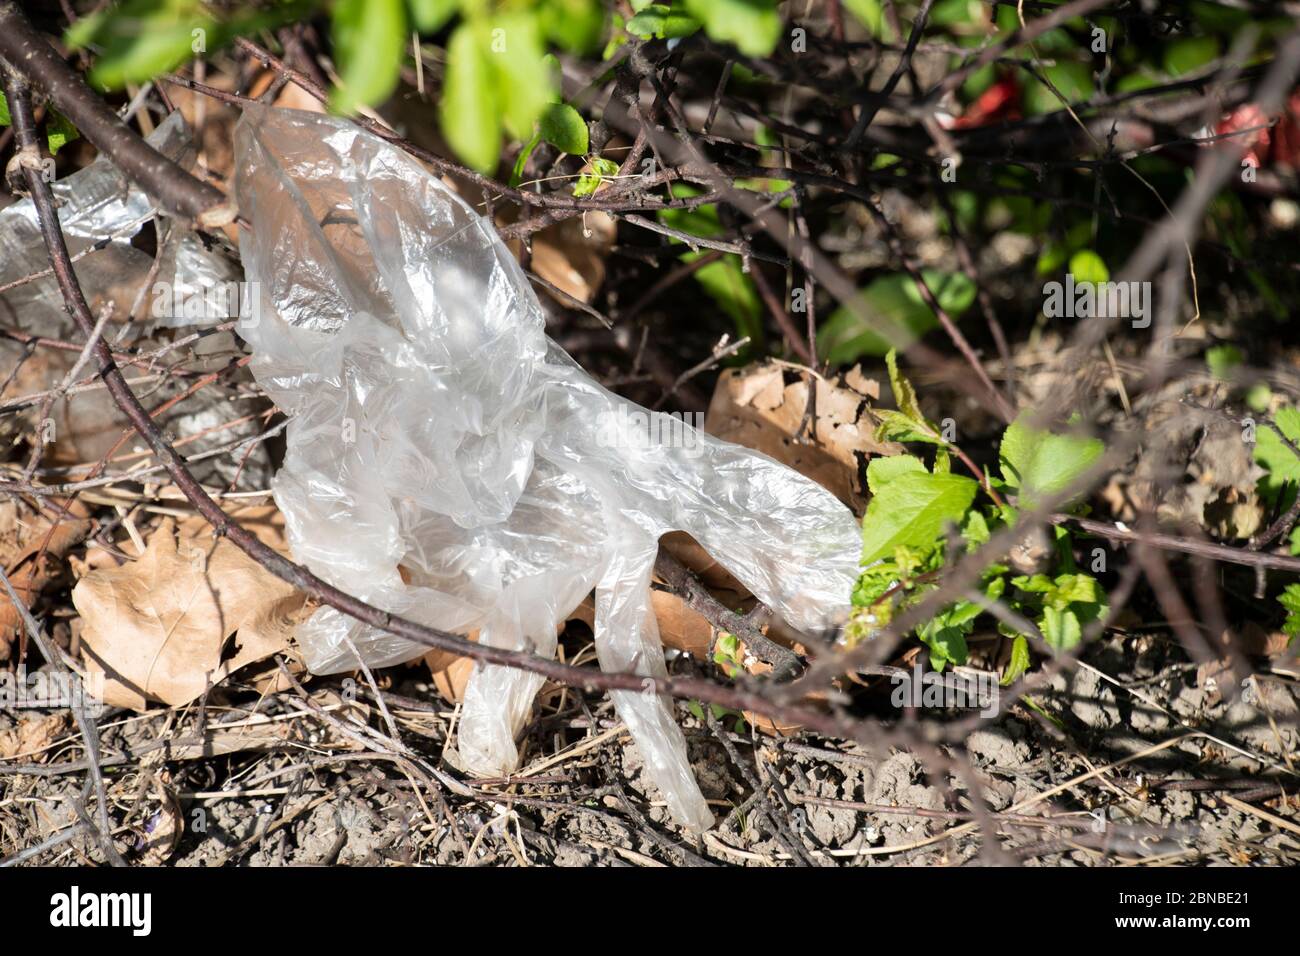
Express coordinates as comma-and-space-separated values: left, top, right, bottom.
1164, 36, 1221, 77
1279, 583, 1300, 639
841, 0, 882, 35
440, 21, 502, 173
331, 0, 407, 114
626, 3, 701, 40
66, 0, 216, 91
876, 411, 953, 446
683, 0, 781, 56
46, 112, 79, 155
1068, 249, 1109, 286
1023, 60, 1095, 115
886, 348, 928, 426
0, 93, 10, 126
510, 130, 543, 187
1254, 407, 1300, 504
1206, 344, 1243, 380
408, 0, 458, 34
918, 617, 970, 670
539, 102, 589, 155
962, 509, 991, 550
818, 271, 976, 363
999, 415, 1105, 508
1000, 634, 1031, 685
573, 155, 619, 197
487, 12, 554, 141
1048, 573, 1101, 608
691, 255, 763, 351
866, 453, 927, 494
1247, 383, 1273, 413
860, 469, 978, 564
875, 349, 946, 444
1040, 605, 1082, 651
540, 0, 606, 53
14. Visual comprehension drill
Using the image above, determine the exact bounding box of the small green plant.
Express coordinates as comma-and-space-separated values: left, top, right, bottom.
846, 351, 1108, 683
1249, 406, 1300, 640
0, 94, 80, 155
63, 0, 781, 174
624, 0, 781, 57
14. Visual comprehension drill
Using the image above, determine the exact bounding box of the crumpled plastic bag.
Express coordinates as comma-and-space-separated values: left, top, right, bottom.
0, 111, 238, 335
0, 112, 266, 485
233, 105, 861, 829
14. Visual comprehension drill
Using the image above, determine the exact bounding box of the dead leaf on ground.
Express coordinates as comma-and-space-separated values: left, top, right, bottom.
72, 516, 305, 711
423, 628, 480, 703
0, 711, 69, 761
526, 213, 616, 304
0, 497, 93, 659
135, 774, 183, 865
705, 362, 901, 511
1199, 622, 1300, 701
177, 503, 290, 553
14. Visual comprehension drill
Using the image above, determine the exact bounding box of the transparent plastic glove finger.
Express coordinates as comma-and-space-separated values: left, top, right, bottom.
595, 541, 714, 831
457, 621, 548, 776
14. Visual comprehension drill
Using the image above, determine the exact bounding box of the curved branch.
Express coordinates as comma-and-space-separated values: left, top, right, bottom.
0, 1, 234, 227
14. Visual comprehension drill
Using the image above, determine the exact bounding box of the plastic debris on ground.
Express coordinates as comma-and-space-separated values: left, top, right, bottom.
0, 112, 268, 487
233, 105, 862, 829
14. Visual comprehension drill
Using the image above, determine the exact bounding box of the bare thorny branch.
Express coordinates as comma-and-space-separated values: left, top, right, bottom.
2, 0, 1300, 864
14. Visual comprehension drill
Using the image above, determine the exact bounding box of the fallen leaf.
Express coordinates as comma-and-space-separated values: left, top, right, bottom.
705, 362, 900, 510
0, 498, 94, 659
528, 213, 616, 304
423, 631, 480, 703
178, 503, 290, 553
135, 774, 182, 865
72, 518, 305, 711
425, 651, 476, 703
0, 711, 69, 761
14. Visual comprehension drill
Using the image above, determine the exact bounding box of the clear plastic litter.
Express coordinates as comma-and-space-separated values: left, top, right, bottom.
0, 112, 264, 485
233, 105, 862, 829
0, 112, 238, 336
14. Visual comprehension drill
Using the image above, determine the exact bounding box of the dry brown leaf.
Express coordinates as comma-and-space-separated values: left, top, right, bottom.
177, 503, 290, 553
72, 517, 305, 711
424, 650, 476, 703
569, 589, 723, 660
0, 711, 69, 761
528, 213, 616, 304
705, 362, 900, 511
135, 774, 183, 865
1, 498, 94, 659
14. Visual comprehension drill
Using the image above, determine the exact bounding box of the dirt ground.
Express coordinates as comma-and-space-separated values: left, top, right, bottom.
4, 617, 1296, 866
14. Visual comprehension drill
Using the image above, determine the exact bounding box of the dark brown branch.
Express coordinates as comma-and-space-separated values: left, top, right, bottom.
0, 2, 234, 227
1060, 514, 1300, 573
653, 550, 801, 681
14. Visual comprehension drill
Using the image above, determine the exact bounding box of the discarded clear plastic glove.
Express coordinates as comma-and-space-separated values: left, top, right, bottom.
233, 105, 861, 830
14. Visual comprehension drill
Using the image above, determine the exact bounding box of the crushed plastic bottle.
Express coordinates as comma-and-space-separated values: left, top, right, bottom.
233, 105, 862, 829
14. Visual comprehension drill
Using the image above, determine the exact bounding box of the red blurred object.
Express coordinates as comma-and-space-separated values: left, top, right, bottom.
949, 75, 1022, 130
1270, 91, 1300, 169
1214, 103, 1271, 168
